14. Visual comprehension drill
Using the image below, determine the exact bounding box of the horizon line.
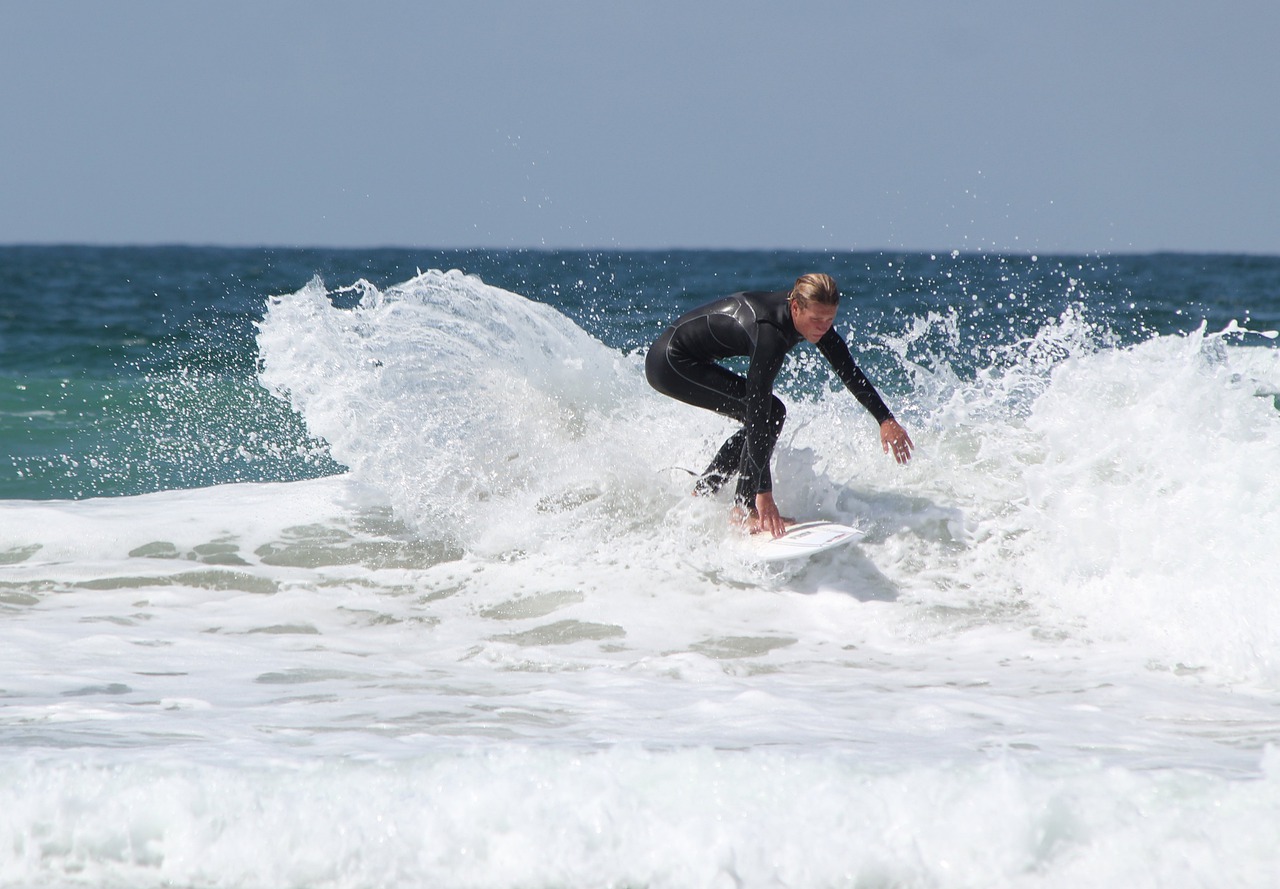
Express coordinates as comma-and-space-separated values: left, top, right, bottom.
3, 241, 1277, 260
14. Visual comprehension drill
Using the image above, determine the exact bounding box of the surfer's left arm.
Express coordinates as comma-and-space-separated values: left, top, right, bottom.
816, 330, 914, 464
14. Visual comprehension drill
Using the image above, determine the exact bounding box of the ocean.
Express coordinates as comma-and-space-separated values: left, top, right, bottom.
2, 245, 1279, 888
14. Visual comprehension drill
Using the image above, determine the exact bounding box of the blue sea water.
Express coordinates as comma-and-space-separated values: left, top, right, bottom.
6, 246, 1274, 500
2, 246, 1280, 887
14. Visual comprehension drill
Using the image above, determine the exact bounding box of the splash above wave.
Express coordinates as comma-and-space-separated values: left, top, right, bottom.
257, 269, 1280, 685
256, 270, 670, 542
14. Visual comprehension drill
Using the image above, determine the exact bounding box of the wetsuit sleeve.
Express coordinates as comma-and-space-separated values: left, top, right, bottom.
816, 329, 896, 424
740, 326, 791, 496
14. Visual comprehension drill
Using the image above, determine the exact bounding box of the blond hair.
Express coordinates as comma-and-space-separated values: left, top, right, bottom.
789, 273, 840, 308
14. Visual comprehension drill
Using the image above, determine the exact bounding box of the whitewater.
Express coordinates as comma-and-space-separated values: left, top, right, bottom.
3, 262, 1280, 888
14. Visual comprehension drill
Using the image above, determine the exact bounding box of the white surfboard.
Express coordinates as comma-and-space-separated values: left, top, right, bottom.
751, 520, 864, 563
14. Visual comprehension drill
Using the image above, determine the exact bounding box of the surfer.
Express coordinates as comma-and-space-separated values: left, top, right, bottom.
645, 272, 913, 538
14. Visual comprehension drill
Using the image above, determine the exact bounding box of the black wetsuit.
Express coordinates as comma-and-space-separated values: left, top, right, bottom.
645, 290, 894, 506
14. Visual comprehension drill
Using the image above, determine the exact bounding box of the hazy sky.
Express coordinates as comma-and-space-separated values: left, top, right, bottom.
4, 1, 1277, 253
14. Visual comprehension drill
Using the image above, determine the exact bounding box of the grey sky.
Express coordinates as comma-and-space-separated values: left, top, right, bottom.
3, 1, 1277, 253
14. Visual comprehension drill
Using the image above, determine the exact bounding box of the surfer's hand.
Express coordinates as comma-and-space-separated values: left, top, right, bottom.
881, 418, 914, 464
753, 492, 788, 538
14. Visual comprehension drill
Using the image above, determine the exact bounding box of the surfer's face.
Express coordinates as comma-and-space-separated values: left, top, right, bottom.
791, 300, 838, 343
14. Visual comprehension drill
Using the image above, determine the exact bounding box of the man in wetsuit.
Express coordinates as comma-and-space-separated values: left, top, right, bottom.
645, 272, 913, 538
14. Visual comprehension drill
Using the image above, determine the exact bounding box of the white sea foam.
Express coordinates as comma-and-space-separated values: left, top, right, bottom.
3, 270, 1279, 886
4, 748, 1279, 889
258, 270, 1280, 683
